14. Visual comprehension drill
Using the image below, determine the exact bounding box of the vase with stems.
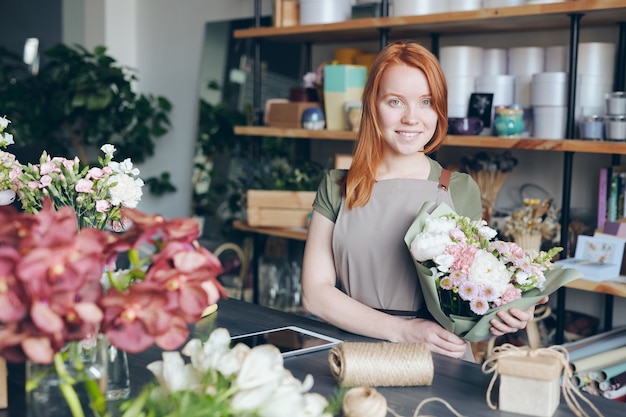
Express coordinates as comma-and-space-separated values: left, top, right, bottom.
26, 334, 108, 417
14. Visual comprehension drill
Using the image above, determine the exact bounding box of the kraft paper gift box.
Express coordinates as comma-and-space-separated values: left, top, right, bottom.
498, 354, 563, 417
0, 357, 6, 409
323, 64, 366, 130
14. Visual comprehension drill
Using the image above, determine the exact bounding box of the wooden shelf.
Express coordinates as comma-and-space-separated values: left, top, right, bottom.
233, 220, 308, 241
566, 278, 626, 298
234, 126, 626, 154
234, 1, 626, 43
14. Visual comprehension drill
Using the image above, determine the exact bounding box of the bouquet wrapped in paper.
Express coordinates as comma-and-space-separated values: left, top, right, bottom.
404, 201, 582, 342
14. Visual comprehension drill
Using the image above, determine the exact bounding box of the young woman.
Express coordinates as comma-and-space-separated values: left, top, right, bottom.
302, 41, 541, 360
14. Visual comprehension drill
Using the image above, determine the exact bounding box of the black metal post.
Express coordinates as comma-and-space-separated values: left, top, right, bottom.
556, 13, 582, 345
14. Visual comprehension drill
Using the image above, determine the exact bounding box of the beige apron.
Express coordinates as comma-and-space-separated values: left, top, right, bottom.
332, 170, 476, 361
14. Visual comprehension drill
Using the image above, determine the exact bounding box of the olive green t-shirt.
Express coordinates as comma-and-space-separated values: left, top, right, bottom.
313, 157, 482, 222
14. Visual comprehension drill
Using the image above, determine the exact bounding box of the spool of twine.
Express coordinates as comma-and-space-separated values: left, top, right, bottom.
329, 342, 433, 387
342, 387, 466, 417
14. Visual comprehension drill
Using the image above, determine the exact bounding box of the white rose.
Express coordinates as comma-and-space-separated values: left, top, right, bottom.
467, 249, 511, 296
410, 232, 452, 262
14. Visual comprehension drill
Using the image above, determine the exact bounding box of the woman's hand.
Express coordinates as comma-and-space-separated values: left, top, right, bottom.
489, 296, 549, 336
404, 318, 468, 359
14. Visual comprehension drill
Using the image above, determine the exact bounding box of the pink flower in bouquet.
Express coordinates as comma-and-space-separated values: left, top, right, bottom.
409, 211, 561, 317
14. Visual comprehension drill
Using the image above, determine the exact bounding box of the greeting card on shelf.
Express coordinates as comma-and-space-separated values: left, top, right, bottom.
556, 234, 626, 282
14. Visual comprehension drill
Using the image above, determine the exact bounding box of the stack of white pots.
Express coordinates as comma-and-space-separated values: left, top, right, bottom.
605, 92, 626, 142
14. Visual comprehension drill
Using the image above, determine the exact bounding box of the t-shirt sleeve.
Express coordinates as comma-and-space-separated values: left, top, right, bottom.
450, 172, 483, 221
312, 169, 346, 223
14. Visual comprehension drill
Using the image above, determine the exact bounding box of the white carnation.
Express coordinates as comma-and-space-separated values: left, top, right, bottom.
100, 144, 116, 156
108, 174, 143, 208
433, 253, 454, 272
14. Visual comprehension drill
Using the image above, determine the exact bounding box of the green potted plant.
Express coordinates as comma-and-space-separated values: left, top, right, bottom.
0, 43, 175, 194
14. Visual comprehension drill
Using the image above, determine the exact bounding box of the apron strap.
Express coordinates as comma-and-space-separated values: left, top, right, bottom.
438, 168, 451, 191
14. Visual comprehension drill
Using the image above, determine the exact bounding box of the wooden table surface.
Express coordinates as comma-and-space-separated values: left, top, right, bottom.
3, 298, 625, 416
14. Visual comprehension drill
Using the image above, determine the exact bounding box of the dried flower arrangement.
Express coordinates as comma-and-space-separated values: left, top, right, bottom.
502, 198, 561, 251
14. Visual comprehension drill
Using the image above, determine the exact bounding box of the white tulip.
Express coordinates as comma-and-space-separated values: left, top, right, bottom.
147, 351, 200, 393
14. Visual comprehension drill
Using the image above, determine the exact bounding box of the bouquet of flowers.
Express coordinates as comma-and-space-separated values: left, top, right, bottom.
0, 198, 228, 417
404, 201, 582, 342
502, 198, 561, 250
0, 116, 20, 205
0, 115, 143, 231
120, 328, 333, 417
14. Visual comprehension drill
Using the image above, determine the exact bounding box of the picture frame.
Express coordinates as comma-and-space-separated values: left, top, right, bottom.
467, 92, 494, 128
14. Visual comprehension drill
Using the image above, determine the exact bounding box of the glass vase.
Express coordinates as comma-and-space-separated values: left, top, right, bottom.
106, 343, 130, 400
26, 334, 108, 417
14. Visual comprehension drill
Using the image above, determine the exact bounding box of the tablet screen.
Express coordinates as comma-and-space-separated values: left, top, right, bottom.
230, 326, 342, 357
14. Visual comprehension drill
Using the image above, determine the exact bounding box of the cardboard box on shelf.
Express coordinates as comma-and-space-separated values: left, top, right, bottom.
246, 190, 316, 228
267, 102, 321, 129
323, 64, 366, 130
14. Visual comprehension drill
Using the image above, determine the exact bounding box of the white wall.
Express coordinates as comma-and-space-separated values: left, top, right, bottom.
70, 0, 272, 219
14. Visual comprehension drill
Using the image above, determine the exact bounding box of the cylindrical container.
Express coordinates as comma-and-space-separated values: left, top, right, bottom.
545, 45, 567, 72
494, 107, 525, 138
605, 115, 626, 141
531, 72, 567, 107
449, 0, 481, 11
439, 46, 483, 77
579, 115, 604, 141
392, 0, 450, 15
447, 75, 476, 115
508, 46, 545, 76
299, 0, 352, 25
483, 0, 526, 7
578, 42, 615, 79
533, 106, 566, 139
475, 74, 515, 106
482, 48, 508, 75
606, 92, 626, 115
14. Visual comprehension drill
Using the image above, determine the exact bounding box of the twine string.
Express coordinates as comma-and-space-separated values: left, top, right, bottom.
481, 343, 604, 417
329, 342, 434, 387
341, 387, 466, 417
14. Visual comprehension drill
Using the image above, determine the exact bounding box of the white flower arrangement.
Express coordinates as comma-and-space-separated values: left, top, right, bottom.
0, 116, 144, 229
121, 328, 332, 417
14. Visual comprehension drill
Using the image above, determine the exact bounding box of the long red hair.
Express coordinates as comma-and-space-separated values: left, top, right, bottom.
344, 41, 448, 209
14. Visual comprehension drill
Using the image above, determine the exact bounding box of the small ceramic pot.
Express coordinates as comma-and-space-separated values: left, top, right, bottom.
448, 117, 484, 135
494, 107, 525, 138
301, 107, 325, 130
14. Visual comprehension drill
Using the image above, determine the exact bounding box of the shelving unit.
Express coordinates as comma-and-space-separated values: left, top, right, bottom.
234, 0, 626, 343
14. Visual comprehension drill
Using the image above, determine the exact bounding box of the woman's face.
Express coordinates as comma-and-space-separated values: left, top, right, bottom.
376, 64, 438, 156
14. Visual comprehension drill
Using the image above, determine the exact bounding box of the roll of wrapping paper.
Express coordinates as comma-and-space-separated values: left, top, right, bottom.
602, 384, 626, 400
570, 345, 626, 374
599, 369, 626, 392
329, 342, 434, 387
566, 327, 626, 362
592, 361, 626, 382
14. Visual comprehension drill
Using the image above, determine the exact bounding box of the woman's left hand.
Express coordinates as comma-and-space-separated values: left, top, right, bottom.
489, 296, 549, 336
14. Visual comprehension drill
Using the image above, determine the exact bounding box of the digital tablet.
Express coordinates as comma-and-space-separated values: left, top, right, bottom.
230, 325, 342, 358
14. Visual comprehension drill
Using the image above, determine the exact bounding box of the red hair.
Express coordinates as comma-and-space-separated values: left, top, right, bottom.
344, 41, 448, 209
